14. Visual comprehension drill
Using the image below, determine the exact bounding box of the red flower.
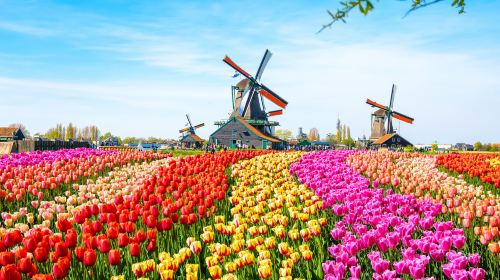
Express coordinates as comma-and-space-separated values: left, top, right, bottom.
0, 251, 15, 266
83, 249, 97, 267
145, 215, 157, 228
0, 264, 21, 280
147, 239, 156, 252
157, 218, 173, 232
64, 232, 77, 248
98, 238, 111, 253
108, 249, 120, 266
34, 247, 49, 263
52, 262, 67, 279
129, 242, 140, 257
14, 247, 27, 259
56, 218, 72, 233
107, 227, 119, 239
54, 242, 68, 259
75, 246, 86, 262
23, 237, 37, 252
118, 233, 129, 247
135, 230, 146, 243
92, 221, 103, 233
32, 274, 54, 280
17, 257, 34, 274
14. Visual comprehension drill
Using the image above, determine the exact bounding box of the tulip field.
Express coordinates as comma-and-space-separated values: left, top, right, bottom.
0, 148, 498, 279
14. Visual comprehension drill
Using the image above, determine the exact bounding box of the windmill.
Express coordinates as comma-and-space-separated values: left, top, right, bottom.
223, 49, 288, 135
366, 84, 414, 140
179, 114, 204, 148
179, 114, 204, 136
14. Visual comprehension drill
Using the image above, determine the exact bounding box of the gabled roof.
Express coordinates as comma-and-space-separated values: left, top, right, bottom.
181, 133, 204, 142
373, 133, 397, 145
210, 117, 282, 143
235, 117, 282, 143
0, 127, 23, 138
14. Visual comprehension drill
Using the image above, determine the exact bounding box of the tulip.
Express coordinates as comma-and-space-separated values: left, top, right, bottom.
108, 249, 120, 266
83, 249, 96, 267
129, 242, 141, 257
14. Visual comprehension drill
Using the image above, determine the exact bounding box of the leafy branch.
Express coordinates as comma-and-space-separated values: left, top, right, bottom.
318, 0, 466, 33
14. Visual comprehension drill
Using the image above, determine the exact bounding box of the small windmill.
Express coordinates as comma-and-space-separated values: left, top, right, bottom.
366, 84, 414, 140
179, 114, 204, 137
223, 49, 288, 134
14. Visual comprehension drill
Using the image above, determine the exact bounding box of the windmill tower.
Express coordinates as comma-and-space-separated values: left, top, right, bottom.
211, 50, 288, 149
366, 84, 415, 146
222, 49, 287, 135
179, 114, 204, 148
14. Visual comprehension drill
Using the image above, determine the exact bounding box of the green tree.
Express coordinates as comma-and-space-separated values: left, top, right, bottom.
325, 133, 338, 145
100, 131, 113, 141
274, 129, 293, 141
66, 123, 76, 140
320, 0, 466, 32
431, 143, 438, 153
473, 141, 482, 151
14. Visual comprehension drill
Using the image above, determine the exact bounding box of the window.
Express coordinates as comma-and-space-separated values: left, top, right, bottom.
397, 138, 400, 142
232, 129, 237, 136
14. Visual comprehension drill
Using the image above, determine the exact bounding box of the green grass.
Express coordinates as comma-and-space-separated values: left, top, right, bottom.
161, 149, 204, 157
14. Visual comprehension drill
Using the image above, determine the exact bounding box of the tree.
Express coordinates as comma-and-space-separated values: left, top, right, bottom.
66, 123, 76, 140
274, 129, 293, 141
308, 128, 320, 141
320, 0, 466, 32
431, 142, 438, 153
325, 133, 338, 145
8, 123, 30, 137
473, 141, 482, 151
100, 132, 113, 142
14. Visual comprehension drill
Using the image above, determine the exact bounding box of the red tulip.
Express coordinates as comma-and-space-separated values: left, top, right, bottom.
23, 237, 37, 252
98, 238, 111, 253
147, 239, 156, 252
129, 242, 140, 257
14, 247, 27, 259
75, 246, 86, 262
83, 249, 97, 267
17, 257, 34, 274
64, 233, 77, 249
34, 247, 49, 263
0, 251, 15, 266
0, 264, 21, 280
54, 242, 68, 258
108, 249, 120, 266
32, 274, 54, 280
118, 233, 129, 247
107, 227, 118, 239
52, 262, 67, 279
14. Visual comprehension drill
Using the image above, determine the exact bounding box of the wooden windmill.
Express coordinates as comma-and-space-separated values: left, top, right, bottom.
179, 114, 204, 148
223, 49, 288, 135
366, 84, 414, 142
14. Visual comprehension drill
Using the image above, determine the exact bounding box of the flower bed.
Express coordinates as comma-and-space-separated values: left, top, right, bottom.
437, 153, 500, 187
291, 150, 488, 279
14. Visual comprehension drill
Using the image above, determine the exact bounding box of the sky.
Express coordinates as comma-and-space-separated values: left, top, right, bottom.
0, 0, 499, 144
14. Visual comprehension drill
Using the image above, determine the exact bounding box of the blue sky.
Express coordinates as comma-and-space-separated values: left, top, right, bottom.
0, 0, 499, 144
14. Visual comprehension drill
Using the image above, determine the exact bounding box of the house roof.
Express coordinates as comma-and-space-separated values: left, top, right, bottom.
0, 127, 19, 138
181, 133, 204, 142
210, 117, 282, 143
373, 133, 397, 145
235, 117, 282, 143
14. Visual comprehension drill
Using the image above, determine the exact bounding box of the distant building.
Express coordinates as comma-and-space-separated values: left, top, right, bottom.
371, 133, 412, 148
0, 127, 25, 141
102, 136, 120, 146
180, 133, 204, 149
210, 117, 283, 149
454, 143, 473, 151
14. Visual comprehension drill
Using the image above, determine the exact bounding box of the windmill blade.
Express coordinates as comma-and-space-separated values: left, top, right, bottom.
391, 111, 414, 124
267, 110, 283, 117
193, 123, 205, 129
223, 56, 253, 79
389, 84, 397, 110
255, 49, 272, 81
179, 127, 190, 133
258, 85, 288, 108
366, 99, 387, 110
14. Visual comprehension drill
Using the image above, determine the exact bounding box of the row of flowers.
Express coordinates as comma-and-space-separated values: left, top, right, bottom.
0, 149, 169, 206
132, 152, 331, 280
290, 150, 487, 279
347, 151, 500, 255
0, 151, 266, 279
436, 153, 500, 187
